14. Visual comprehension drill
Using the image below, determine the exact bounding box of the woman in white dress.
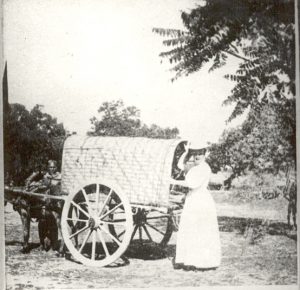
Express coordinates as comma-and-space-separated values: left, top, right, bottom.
171, 148, 221, 270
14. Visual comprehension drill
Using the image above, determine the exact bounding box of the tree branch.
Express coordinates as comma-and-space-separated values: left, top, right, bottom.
223, 50, 251, 62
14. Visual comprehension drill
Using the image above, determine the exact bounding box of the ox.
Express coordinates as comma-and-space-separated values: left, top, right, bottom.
11, 184, 65, 255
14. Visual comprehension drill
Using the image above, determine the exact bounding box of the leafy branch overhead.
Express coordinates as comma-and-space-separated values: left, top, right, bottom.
153, 0, 295, 121
154, 0, 295, 175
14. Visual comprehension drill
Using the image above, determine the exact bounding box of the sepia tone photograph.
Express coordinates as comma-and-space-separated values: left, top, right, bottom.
1, 0, 299, 289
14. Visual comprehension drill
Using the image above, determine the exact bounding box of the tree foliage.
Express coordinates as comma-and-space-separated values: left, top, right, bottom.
154, 0, 295, 118
89, 100, 179, 139
89, 100, 141, 137
208, 100, 296, 176
4, 104, 66, 185
154, 0, 296, 175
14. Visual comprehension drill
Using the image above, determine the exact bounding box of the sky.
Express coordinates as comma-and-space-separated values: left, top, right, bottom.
3, 0, 244, 145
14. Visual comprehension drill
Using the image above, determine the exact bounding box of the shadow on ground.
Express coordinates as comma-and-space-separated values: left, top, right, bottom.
218, 216, 297, 241
123, 216, 297, 263
5, 241, 40, 251
125, 240, 170, 260
5, 215, 296, 268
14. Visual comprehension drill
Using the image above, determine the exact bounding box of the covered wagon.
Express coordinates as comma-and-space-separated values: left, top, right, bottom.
60, 135, 187, 266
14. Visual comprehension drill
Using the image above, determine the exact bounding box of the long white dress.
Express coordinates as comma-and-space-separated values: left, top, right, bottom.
175, 161, 221, 268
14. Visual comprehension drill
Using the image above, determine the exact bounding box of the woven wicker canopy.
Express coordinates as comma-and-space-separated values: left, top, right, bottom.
62, 135, 187, 208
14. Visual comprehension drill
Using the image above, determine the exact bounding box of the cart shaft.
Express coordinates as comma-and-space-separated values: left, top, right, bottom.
5, 187, 67, 201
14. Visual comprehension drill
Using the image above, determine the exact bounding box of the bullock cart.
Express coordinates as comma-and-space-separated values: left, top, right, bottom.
6, 136, 188, 267
61, 136, 187, 266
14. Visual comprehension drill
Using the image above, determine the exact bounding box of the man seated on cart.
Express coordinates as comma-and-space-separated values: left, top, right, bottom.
25, 160, 62, 192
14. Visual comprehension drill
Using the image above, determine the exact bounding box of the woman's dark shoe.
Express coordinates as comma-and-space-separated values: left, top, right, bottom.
183, 265, 196, 271
172, 257, 184, 270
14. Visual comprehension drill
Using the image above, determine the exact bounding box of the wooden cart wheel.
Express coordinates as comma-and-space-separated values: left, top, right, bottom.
129, 207, 173, 248
61, 180, 133, 267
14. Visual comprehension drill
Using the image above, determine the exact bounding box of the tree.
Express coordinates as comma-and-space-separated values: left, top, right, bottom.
89, 100, 141, 137
153, 0, 295, 117
138, 124, 179, 139
154, 0, 296, 174
88, 99, 180, 139
207, 99, 296, 181
4, 104, 66, 185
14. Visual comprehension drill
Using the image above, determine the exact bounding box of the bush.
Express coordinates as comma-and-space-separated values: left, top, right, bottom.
230, 172, 287, 201
4, 104, 66, 185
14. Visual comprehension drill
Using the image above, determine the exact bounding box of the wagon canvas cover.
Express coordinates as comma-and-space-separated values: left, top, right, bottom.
62, 136, 185, 208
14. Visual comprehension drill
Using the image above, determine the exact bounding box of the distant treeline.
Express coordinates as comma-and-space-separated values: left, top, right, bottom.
4, 98, 295, 188
4, 100, 180, 185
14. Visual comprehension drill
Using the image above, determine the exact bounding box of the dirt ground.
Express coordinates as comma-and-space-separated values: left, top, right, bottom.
4, 194, 298, 289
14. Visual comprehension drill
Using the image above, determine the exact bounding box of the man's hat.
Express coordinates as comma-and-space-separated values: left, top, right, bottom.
48, 160, 57, 167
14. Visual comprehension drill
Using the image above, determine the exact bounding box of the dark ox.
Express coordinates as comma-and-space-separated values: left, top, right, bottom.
12, 184, 65, 255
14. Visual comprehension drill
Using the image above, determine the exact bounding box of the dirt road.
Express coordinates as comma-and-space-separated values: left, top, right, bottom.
4, 195, 298, 289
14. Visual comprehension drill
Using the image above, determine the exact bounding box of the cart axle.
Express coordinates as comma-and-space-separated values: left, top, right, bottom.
88, 216, 104, 230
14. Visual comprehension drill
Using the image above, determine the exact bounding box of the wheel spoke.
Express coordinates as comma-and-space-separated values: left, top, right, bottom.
145, 222, 165, 236
146, 215, 170, 220
79, 229, 92, 253
99, 189, 113, 216
97, 228, 110, 257
69, 225, 89, 239
95, 184, 100, 215
72, 207, 78, 219
99, 225, 121, 246
81, 188, 92, 213
130, 225, 139, 241
91, 230, 96, 260
67, 217, 89, 223
118, 230, 125, 239
139, 226, 142, 242
71, 201, 90, 218
99, 202, 123, 220
142, 225, 153, 242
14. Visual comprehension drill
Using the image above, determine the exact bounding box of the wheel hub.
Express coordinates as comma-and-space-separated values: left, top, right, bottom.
88, 216, 103, 229
133, 209, 147, 226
